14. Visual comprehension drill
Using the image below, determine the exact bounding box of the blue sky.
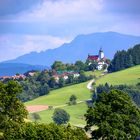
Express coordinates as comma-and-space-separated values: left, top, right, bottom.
0, 0, 140, 62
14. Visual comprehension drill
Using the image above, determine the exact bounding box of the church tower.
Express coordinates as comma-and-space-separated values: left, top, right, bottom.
98, 48, 104, 60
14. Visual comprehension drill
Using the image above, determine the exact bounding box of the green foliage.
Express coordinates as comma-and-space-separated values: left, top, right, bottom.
58, 77, 65, 88
85, 90, 140, 139
75, 60, 86, 71
52, 108, 70, 125
51, 61, 66, 71
4, 123, 89, 140
108, 44, 140, 72
95, 83, 140, 106
0, 81, 28, 130
31, 113, 41, 122
69, 94, 77, 105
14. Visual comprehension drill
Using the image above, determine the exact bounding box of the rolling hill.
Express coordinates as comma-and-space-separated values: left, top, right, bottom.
5, 32, 140, 66
25, 66, 140, 125
96, 65, 140, 85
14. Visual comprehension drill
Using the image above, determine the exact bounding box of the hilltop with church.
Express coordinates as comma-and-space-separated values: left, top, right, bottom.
87, 48, 109, 70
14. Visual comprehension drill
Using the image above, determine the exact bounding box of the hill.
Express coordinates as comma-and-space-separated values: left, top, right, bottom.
25, 71, 103, 125
25, 66, 140, 125
25, 81, 91, 125
96, 65, 140, 85
5, 32, 140, 66
0, 63, 47, 76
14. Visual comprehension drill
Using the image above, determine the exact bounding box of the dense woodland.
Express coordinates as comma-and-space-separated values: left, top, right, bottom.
93, 83, 140, 106
86, 90, 140, 139
108, 44, 140, 72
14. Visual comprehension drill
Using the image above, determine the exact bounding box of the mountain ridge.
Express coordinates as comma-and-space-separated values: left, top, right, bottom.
4, 31, 140, 66
0, 63, 47, 76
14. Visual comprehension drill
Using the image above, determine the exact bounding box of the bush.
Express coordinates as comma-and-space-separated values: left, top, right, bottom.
69, 94, 77, 105
52, 108, 70, 125
4, 123, 89, 140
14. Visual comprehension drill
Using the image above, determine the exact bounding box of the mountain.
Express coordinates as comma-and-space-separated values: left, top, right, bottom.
4, 32, 140, 66
0, 63, 47, 76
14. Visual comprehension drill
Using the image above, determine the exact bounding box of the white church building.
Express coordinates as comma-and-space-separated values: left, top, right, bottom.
87, 48, 107, 70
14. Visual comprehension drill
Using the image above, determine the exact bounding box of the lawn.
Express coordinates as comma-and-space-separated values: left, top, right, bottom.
25, 81, 91, 106
96, 65, 140, 85
31, 102, 88, 125
85, 70, 103, 77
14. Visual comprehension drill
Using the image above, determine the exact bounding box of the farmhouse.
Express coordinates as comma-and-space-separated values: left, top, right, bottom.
53, 71, 80, 82
87, 48, 108, 70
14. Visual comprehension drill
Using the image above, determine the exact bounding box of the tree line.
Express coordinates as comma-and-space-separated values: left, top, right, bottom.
92, 82, 140, 107
108, 44, 140, 72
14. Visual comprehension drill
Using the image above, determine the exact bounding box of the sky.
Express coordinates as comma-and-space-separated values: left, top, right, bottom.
0, 0, 140, 62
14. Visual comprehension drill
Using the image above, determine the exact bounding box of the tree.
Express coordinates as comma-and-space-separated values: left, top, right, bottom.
78, 70, 87, 82
0, 81, 28, 135
4, 123, 89, 140
48, 77, 56, 88
52, 108, 70, 125
75, 60, 86, 71
69, 94, 77, 105
51, 61, 66, 71
58, 77, 65, 88
31, 113, 41, 122
85, 90, 140, 140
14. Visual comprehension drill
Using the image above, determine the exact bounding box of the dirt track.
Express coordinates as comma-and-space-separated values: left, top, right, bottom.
26, 105, 49, 113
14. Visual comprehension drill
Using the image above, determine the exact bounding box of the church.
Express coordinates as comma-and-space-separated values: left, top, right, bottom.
87, 48, 107, 70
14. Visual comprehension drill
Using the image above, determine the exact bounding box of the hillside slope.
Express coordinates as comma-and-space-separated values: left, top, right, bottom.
5, 32, 140, 66
96, 65, 140, 85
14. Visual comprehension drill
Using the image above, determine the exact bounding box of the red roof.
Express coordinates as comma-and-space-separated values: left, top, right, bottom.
88, 55, 99, 61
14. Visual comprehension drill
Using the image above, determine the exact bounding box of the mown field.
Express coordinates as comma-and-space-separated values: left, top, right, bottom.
32, 102, 88, 125
25, 70, 103, 125
25, 66, 140, 125
25, 70, 102, 106
96, 65, 140, 85
25, 81, 91, 106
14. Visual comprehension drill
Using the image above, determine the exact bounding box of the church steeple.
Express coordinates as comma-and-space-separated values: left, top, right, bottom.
99, 47, 104, 59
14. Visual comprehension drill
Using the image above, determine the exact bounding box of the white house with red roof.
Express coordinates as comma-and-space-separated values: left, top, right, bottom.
87, 48, 107, 70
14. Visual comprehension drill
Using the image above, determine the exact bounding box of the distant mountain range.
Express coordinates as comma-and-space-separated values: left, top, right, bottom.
3, 32, 140, 66
0, 63, 47, 76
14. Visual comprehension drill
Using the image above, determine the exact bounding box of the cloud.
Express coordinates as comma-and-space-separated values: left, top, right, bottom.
0, 34, 70, 61
0, 0, 140, 62
0, 0, 41, 16
1, 0, 103, 22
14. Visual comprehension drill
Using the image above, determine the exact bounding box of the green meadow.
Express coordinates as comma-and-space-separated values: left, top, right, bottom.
25, 70, 103, 125
25, 81, 91, 106
96, 65, 140, 85
25, 70, 102, 106
32, 102, 88, 125
26, 66, 140, 125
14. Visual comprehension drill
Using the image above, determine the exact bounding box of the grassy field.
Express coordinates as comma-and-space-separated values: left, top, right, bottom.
31, 102, 88, 125
96, 65, 140, 85
85, 70, 103, 77
25, 81, 91, 106
25, 70, 103, 106
25, 70, 103, 125
26, 66, 140, 125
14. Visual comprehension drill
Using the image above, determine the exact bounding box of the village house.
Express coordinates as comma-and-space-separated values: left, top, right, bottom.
53, 71, 80, 82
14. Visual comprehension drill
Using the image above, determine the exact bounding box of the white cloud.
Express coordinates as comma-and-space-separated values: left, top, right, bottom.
0, 34, 70, 61
13, 0, 103, 22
